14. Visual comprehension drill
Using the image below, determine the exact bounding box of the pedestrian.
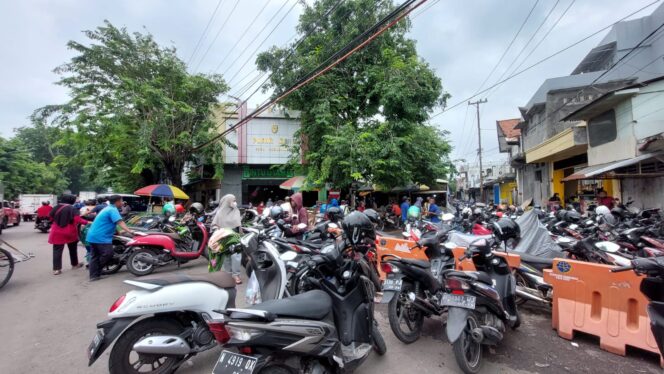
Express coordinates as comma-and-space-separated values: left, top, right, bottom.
73, 199, 84, 210
340, 200, 350, 215
86, 195, 135, 281
358, 200, 366, 212
400, 196, 410, 223
91, 197, 106, 215
426, 197, 441, 223
80, 200, 97, 220
597, 189, 615, 208
391, 200, 401, 217
289, 192, 309, 229
120, 201, 132, 217
266, 198, 274, 208
163, 197, 176, 216
281, 196, 293, 218
257, 201, 265, 215
212, 194, 243, 284
414, 196, 423, 208
48, 194, 89, 276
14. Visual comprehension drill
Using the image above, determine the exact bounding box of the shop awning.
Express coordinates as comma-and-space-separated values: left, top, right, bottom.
562, 152, 664, 181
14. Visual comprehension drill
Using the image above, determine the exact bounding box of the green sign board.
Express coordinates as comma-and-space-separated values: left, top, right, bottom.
242, 166, 294, 180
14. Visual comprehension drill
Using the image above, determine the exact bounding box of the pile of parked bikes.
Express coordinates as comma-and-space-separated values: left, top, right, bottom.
83, 199, 664, 374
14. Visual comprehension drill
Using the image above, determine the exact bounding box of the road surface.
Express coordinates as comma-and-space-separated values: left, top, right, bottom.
0, 224, 660, 373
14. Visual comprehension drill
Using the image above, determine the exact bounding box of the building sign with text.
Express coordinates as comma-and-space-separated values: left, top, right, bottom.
224, 114, 300, 165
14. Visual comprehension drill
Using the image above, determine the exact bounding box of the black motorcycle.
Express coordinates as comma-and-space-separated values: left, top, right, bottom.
380, 228, 456, 343
611, 256, 664, 357
443, 221, 521, 374
213, 212, 385, 373
35, 217, 51, 233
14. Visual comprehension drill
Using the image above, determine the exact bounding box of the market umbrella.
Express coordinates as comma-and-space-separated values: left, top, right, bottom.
279, 176, 306, 191
134, 184, 189, 199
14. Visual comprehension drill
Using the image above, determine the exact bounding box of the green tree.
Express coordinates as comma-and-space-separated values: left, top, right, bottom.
33, 21, 229, 190
0, 137, 68, 198
256, 0, 453, 188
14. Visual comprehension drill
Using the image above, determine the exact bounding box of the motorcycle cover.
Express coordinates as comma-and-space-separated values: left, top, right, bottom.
447, 232, 492, 247
513, 210, 562, 258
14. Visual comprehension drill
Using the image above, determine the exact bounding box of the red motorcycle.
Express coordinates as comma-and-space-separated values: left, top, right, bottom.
125, 214, 210, 276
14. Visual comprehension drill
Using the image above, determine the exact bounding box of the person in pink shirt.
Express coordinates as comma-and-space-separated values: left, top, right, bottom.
48, 194, 89, 275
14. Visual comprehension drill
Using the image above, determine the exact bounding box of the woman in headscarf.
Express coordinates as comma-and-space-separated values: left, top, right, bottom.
212, 194, 243, 284
48, 194, 89, 275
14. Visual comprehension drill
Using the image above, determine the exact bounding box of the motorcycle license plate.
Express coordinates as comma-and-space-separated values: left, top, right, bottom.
213, 350, 258, 374
441, 293, 476, 309
383, 277, 403, 292
87, 331, 104, 360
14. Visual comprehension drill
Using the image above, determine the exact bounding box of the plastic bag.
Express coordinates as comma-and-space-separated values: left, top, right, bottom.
245, 271, 262, 305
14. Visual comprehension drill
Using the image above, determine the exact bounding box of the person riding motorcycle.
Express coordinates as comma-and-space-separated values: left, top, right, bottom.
36, 201, 53, 224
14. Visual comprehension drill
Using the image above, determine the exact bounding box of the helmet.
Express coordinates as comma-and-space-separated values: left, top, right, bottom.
461, 207, 472, 218
611, 207, 625, 217
270, 206, 285, 220
327, 206, 343, 222
407, 206, 421, 219
42, 201, 49, 205
564, 210, 581, 223
189, 202, 204, 214
364, 209, 380, 224
473, 207, 482, 216
175, 204, 186, 214
342, 211, 376, 245
555, 210, 568, 221
492, 218, 520, 241
595, 205, 611, 216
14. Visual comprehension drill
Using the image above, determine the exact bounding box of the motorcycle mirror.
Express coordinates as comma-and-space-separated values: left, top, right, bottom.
168, 216, 176, 222
280, 251, 298, 261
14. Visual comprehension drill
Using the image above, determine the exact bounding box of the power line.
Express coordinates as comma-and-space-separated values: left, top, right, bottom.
193, 0, 428, 152
211, 0, 272, 76
187, 0, 224, 66
429, 0, 660, 120
475, 0, 541, 94
194, 0, 242, 72
218, 1, 292, 76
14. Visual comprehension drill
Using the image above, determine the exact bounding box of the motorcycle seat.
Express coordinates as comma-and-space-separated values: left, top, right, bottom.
138, 272, 236, 289
508, 251, 554, 270
242, 290, 332, 320
143, 231, 181, 240
445, 270, 493, 285
399, 258, 431, 268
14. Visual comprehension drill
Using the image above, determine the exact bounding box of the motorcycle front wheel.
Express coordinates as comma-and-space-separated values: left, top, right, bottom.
452, 312, 483, 374
372, 322, 387, 355
388, 282, 424, 344
109, 318, 185, 374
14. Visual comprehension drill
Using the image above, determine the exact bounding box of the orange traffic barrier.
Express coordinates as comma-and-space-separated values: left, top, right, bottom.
543, 259, 663, 366
452, 247, 521, 271
376, 236, 427, 281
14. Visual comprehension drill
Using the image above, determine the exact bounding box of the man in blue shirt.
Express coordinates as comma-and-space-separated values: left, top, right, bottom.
427, 197, 441, 223
400, 196, 410, 223
86, 195, 134, 281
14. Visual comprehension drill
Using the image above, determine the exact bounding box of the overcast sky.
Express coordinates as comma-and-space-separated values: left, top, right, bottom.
0, 0, 660, 168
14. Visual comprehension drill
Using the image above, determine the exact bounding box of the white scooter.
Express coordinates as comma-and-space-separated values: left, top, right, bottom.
87, 270, 237, 374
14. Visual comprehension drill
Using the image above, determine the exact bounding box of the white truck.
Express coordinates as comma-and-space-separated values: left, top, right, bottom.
18, 194, 57, 221
79, 191, 97, 203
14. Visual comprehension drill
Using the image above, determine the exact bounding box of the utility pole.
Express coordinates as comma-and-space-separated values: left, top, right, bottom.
468, 99, 487, 202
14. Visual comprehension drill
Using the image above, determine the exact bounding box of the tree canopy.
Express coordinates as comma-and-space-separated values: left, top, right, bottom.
256, 0, 453, 189
33, 21, 229, 190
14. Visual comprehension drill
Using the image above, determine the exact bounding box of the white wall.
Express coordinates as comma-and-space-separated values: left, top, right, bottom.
632, 80, 664, 140
621, 176, 664, 210
586, 98, 636, 165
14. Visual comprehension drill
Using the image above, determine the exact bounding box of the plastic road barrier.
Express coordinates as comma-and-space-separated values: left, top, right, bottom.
376, 236, 427, 281
543, 258, 663, 366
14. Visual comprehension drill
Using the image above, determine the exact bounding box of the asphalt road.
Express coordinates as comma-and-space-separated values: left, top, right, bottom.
0, 224, 661, 374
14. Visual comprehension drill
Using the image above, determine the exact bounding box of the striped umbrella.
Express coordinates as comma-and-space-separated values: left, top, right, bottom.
134, 184, 189, 199
279, 176, 306, 191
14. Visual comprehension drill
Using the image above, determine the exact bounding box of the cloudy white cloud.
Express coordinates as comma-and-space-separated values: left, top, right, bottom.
0, 0, 659, 169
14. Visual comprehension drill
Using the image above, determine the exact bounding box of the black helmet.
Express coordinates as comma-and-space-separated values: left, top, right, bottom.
42, 201, 49, 205
327, 206, 343, 222
555, 210, 568, 221
342, 211, 376, 245
492, 218, 520, 241
270, 206, 285, 220
564, 210, 581, 223
363, 209, 380, 224
611, 207, 625, 217
189, 202, 204, 214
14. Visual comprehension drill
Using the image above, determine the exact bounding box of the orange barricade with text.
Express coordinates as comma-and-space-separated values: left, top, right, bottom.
451, 247, 521, 271
543, 259, 663, 365
375, 236, 427, 281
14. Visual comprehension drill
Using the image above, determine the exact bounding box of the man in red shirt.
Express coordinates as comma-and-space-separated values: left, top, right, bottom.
597, 189, 615, 209
36, 201, 53, 223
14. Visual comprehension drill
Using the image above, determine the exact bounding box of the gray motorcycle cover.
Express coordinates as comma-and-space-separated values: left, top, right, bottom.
513, 210, 562, 258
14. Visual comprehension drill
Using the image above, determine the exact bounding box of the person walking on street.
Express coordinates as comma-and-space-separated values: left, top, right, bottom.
36, 201, 53, 225
400, 196, 410, 223
86, 195, 135, 281
48, 194, 89, 275
92, 197, 106, 215
212, 194, 243, 284
120, 201, 132, 217
426, 197, 441, 223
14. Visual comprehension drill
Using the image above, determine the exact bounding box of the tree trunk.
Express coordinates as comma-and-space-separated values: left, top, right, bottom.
164, 162, 184, 188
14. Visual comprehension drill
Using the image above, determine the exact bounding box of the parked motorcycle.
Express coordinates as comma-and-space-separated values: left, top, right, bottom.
611, 256, 664, 357
212, 211, 385, 373
125, 207, 210, 276
380, 228, 456, 343
87, 270, 239, 374
443, 219, 521, 374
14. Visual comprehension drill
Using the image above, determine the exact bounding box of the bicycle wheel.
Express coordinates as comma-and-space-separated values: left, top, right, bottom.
0, 248, 15, 289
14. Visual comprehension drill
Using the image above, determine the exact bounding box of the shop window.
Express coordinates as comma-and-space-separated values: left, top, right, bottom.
588, 109, 617, 147
535, 170, 542, 182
